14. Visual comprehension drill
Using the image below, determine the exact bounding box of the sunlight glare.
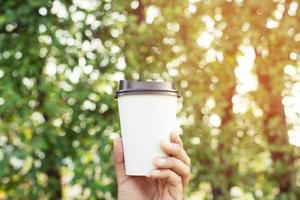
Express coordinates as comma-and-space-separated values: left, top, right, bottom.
209, 114, 222, 128
73, 0, 99, 11
288, 1, 298, 17
233, 44, 257, 114
51, 0, 68, 19
235, 45, 257, 94
197, 31, 214, 49
146, 5, 160, 24
288, 126, 300, 147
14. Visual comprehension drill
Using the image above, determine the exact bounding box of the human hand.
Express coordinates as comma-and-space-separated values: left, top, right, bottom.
113, 131, 191, 200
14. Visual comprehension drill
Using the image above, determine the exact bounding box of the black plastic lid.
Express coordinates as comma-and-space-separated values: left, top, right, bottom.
115, 80, 181, 98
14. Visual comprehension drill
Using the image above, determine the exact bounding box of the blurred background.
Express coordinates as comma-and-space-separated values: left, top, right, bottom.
1, 0, 300, 199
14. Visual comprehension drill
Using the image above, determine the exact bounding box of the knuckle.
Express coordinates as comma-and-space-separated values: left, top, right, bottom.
173, 144, 181, 153
166, 157, 175, 166
167, 170, 181, 184
169, 157, 179, 167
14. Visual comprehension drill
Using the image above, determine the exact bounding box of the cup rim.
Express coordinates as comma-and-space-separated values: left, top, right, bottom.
115, 89, 181, 98
115, 80, 181, 99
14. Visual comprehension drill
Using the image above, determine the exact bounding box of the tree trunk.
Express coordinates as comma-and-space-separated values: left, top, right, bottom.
37, 72, 62, 199
251, 1, 296, 196
46, 163, 62, 200
212, 86, 235, 200
256, 69, 293, 194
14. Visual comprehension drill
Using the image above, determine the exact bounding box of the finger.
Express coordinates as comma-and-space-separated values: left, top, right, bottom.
150, 169, 182, 187
113, 136, 127, 184
153, 157, 190, 178
170, 131, 183, 147
160, 141, 191, 166
153, 157, 190, 187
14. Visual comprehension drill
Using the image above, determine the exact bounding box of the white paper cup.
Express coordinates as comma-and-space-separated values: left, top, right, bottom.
115, 80, 180, 176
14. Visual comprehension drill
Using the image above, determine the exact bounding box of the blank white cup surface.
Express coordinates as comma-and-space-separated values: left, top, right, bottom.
118, 94, 178, 176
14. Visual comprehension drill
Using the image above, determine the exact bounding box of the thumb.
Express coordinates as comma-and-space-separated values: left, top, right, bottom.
113, 136, 127, 184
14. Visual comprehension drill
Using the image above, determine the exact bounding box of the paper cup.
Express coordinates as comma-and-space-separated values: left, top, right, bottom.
115, 80, 181, 176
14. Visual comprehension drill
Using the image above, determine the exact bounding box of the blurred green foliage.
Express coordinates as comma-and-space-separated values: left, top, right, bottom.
0, 0, 300, 199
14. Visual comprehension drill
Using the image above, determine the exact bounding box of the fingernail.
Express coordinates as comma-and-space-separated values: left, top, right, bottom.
150, 170, 160, 176
155, 158, 167, 165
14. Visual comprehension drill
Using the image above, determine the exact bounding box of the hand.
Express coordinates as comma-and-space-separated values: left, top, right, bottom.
113, 132, 191, 200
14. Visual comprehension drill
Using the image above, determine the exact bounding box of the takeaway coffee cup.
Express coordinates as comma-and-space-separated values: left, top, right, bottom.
115, 80, 181, 176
